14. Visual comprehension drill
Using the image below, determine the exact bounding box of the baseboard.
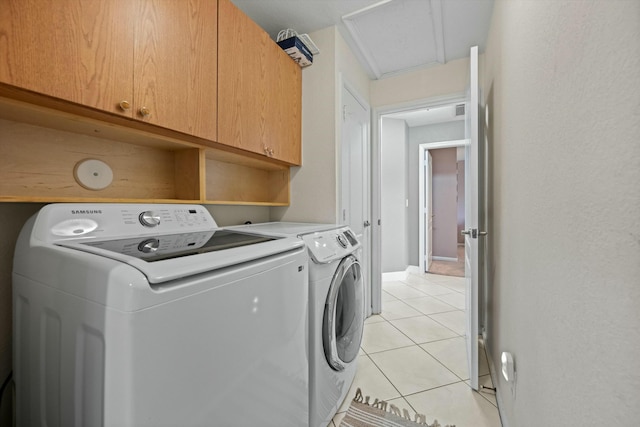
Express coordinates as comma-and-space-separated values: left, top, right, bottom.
432, 256, 458, 262
483, 331, 509, 427
381, 271, 408, 281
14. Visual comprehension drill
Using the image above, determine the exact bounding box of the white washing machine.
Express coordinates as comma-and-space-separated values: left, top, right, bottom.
12, 204, 309, 427
228, 222, 365, 427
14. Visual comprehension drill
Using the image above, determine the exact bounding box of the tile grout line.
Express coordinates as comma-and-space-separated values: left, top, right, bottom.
362, 317, 469, 397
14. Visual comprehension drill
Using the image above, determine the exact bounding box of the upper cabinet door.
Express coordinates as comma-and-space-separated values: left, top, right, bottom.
134, 0, 217, 140
0, 0, 135, 116
217, 0, 301, 165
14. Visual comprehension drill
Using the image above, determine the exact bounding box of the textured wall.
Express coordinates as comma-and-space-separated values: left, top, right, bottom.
483, 0, 640, 424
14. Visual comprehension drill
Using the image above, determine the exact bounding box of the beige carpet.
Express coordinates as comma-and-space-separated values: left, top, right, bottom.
340, 389, 455, 427
427, 246, 464, 277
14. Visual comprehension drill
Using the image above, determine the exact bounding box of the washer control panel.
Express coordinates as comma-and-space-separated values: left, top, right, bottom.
36, 204, 218, 243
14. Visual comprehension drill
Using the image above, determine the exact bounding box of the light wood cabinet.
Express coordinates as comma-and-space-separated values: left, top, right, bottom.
0, 0, 217, 140
0, 0, 300, 205
218, 0, 302, 166
0, 0, 135, 114
134, 0, 217, 140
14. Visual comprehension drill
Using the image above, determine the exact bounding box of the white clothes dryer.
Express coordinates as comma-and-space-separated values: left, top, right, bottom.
12, 204, 309, 427
228, 222, 365, 427
301, 228, 364, 427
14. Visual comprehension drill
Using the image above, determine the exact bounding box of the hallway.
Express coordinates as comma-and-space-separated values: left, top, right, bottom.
331, 272, 501, 426
427, 245, 465, 277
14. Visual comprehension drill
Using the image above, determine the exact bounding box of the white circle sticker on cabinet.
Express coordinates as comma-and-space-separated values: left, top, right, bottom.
74, 158, 114, 191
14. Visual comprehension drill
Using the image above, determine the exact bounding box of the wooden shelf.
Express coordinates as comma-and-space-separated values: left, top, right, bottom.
0, 96, 290, 206
205, 155, 289, 205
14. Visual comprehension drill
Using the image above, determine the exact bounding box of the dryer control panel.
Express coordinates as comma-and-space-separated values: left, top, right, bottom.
301, 227, 360, 264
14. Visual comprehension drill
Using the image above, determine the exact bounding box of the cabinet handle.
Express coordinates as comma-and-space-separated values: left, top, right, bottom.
139, 107, 151, 118
262, 145, 275, 157
119, 100, 131, 111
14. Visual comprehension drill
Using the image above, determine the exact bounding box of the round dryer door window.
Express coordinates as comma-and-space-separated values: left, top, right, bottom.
323, 255, 364, 371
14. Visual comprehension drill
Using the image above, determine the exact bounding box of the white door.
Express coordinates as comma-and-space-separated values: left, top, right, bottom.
463, 45, 482, 391
426, 152, 433, 271
341, 84, 371, 317
419, 149, 434, 273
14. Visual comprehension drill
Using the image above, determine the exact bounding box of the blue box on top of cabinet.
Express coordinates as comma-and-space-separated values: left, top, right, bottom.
277, 36, 313, 67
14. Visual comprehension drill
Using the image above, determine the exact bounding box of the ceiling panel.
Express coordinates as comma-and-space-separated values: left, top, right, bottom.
231, 0, 494, 80
343, 0, 439, 78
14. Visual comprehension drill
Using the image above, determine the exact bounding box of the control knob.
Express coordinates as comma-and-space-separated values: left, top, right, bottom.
139, 211, 161, 227
336, 234, 348, 248
138, 238, 160, 253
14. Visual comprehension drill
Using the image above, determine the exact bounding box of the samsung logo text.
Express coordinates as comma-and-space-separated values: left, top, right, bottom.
71, 210, 103, 215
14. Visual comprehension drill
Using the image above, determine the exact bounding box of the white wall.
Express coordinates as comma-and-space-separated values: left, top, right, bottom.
407, 121, 465, 265
370, 57, 470, 108
381, 118, 408, 272
271, 26, 371, 223
483, 0, 640, 424
271, 27, 338, 223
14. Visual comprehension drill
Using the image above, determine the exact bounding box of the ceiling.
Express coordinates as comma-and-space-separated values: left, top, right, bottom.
230, 0, 494, 80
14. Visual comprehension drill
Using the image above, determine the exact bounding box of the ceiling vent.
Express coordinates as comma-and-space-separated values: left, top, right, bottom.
455, 104, 465, 116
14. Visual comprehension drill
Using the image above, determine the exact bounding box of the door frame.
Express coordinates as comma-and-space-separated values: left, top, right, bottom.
418, 139, 467, 274
371, 94, 465, 314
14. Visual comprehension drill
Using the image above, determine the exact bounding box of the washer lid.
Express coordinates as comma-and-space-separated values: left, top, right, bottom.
72, 230, 277, 262
58, 232, 304, 284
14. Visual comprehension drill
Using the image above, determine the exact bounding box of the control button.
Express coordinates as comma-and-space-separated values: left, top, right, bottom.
336, 234, 348, 248
139, 211, 161, 227
138, 238, 160, 253
343, 230, 359, 246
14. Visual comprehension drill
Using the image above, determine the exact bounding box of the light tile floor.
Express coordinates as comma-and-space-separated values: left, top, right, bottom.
329, 272, 502, 427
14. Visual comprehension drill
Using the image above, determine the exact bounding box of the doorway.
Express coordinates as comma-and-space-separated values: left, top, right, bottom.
371, 96, 467, 314
419, 141, 467, 277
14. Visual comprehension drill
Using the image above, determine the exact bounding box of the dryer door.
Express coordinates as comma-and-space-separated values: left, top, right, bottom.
323, 255, 364, 371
